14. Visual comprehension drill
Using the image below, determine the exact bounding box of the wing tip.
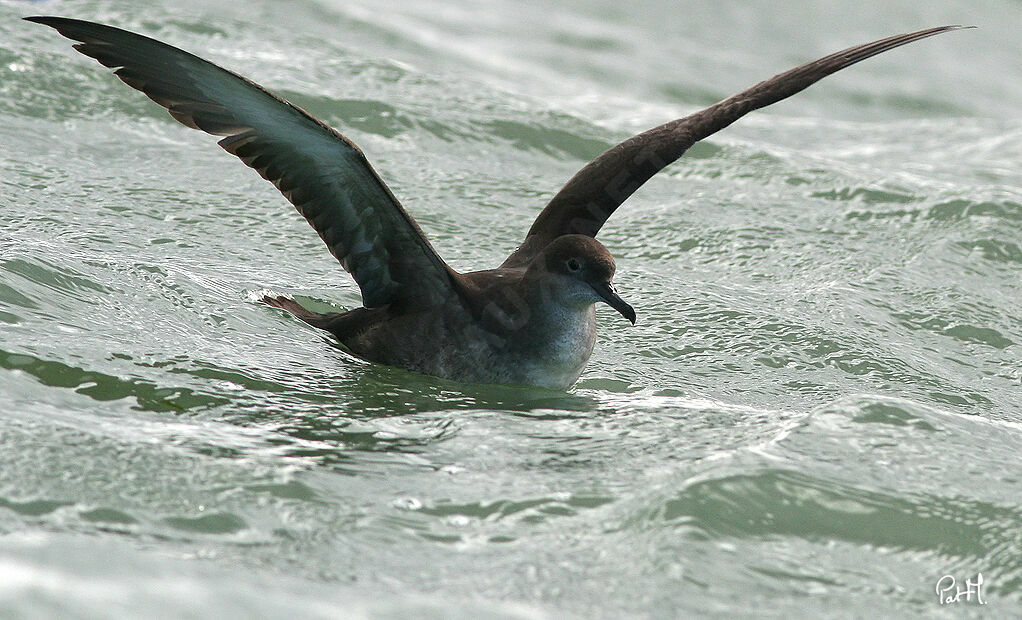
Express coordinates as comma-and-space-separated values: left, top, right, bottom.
24, 15, 80, 31
928, 24, 977, 36
25, 16, 115, 45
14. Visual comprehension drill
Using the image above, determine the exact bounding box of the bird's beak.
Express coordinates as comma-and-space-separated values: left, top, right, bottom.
591, 281, 636, 324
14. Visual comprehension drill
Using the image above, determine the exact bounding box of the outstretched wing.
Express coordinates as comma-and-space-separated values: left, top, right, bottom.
503, 26, 967, 267
29, 16, 461, 309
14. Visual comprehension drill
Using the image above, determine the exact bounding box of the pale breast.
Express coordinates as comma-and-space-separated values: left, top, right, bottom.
511, 305, 597, 389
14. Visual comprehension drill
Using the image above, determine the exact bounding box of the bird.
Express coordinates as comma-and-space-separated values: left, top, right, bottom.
27, 17, 967, 390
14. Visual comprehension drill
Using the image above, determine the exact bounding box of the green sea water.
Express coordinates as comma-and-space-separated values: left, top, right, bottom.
1, 0, 1020, 617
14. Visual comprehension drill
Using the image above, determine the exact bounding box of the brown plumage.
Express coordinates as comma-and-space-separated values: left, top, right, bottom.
28, 17, 968, 389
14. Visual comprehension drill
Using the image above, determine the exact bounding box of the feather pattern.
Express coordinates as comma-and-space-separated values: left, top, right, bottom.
28, 16, 460, 309
503, 25, 968, 267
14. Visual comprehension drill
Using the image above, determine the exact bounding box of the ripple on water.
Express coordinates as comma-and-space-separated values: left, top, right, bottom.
0, 348, 228, 413
387, 493, 616, 545
613, 394, 1022, 605
845, 198, 1022, 223
954, 238, 1022, 265
2, 257, 109, 297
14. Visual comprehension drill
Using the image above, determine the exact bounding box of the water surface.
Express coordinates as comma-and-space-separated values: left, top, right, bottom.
1, 0, 1020, 617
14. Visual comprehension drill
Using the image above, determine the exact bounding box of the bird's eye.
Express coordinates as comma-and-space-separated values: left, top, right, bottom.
566, 258, 582, 272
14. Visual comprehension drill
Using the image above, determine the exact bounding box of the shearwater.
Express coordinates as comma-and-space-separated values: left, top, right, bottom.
28, 17, 967, 389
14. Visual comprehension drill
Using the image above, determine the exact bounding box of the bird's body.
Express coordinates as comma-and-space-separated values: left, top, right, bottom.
28, 16, 966, 389
304, 295, 598, 390
266, 235, 613, 389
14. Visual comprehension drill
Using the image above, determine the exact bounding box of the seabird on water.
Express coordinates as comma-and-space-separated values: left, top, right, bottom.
27, 17, 967, 389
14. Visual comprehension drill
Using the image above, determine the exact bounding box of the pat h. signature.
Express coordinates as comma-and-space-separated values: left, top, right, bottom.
936, 573, 986, 605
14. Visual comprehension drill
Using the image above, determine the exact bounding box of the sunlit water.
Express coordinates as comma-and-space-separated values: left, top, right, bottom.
2, 0, 1020, 617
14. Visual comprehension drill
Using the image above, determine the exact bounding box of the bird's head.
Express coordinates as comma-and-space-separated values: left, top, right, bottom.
527, 234, 635, 324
